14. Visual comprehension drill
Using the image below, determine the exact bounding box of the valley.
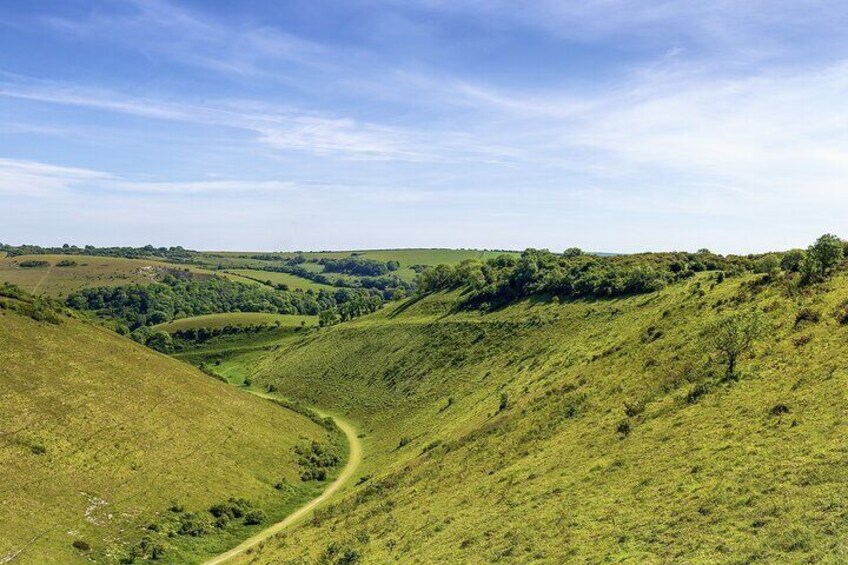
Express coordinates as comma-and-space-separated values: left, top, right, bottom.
3, 240, 848, 563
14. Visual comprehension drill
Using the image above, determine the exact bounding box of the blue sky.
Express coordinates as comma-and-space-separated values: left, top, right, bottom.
1, 1, 847, 252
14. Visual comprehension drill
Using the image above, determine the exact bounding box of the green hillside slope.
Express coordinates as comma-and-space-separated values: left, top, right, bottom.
0, 292, 344, 564
0, 254, 216, 298
235, 270, 848, 564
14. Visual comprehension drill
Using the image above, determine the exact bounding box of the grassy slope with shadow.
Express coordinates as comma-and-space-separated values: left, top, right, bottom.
233, 270, 848, 564
0, 294, 342, 564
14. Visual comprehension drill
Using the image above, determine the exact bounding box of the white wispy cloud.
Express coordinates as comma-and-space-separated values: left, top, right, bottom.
0, 158, 298, 197
43, 0, 328, 77
0, 158, 110, 197
0, 78, 443, 161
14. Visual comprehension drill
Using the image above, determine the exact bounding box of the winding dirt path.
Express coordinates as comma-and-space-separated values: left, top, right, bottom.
202, 403, 362, 565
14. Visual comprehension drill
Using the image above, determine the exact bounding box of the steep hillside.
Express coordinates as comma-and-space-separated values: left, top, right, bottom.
237, 270, 848, 563
0, 292, 344, 564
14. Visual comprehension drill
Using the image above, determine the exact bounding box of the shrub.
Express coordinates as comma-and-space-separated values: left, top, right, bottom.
687, 382, 711, 404
18, 260, 49, 268
642, 325, 663, 343
177, 512, 210, 537
72, 540, 91, 552
836, 304, 848, 325
755, 254, 781, 277
498, 392, 510, 412
795, 308, 820, 326
243, 509, 266, 525
623, 399, 645, 418
616, 420, 631, 438
771, 404, 790, 416
320, 542, 361, 565
56, 259, 78, 267
793, 334, 813, 348
209, 497, 253, 520
296, 440, 341, 480
397, 436, 411, 449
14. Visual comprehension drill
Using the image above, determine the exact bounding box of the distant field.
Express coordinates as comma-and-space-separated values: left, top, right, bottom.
0, 249, 522, 298
203, 248, 517, 266
198, 249, 521, 283
224, 269, 334, 292
0, 254, 217, 297
154, 312, 317, 332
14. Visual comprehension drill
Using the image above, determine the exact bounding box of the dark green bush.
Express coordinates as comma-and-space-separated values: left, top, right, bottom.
795, 308, 821, 326
72, 540, 91, 552
243, 509, 266, 525
687, 382, 711, 404
498, 392, 510, 412
177, 512, 210, 537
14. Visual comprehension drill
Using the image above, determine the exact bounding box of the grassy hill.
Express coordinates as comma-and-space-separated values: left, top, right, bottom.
0, 254, 217, 298
227, 267, 848, 564
153, 312, 317, 332
222, 269, 335, 292
195, 248, 521, 286
0, 291, 344, 564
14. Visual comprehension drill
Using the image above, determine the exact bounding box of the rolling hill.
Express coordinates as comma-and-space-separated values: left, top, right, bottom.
0, 254, 217, 298
0, 289, 345, 564
226, 266, 848, 563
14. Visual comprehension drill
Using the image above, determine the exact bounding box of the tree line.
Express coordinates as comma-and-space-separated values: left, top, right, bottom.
0, 243, 195, 261
416, 235, 847, 306
65, 275, 385, 329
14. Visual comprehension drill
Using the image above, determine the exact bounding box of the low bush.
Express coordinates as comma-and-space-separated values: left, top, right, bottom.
687, 382, 712, 404
623, 399, 645, 418
72, 540, 90, 552
243, 509, 266, 525
795, 308, 821, 326
177, 512, 211, 537
296, 440, 340, 481
18, 260, 49, 268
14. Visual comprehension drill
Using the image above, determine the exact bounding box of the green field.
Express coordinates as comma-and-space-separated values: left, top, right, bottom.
191, 249, 521, 285
153, 312, 317, 332
223, 269, 334, 292
0, 254, 218, 297
220, 267, 848, 564
0, 294, 343, 564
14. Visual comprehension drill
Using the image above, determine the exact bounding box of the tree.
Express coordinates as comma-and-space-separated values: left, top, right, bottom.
804, 234, 844, 281
704, 309, 766, 379
755, 254, 780, 278
145, 331, 173, 353
780, 249, 805, 273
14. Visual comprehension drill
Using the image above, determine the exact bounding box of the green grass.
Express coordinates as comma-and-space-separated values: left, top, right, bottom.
224, 270, 848, 564
0, 254, 218, 298
153, 312, 317, 332
224, 269, 334, 292
193, 249, 521, 283
0, 299, 341, 564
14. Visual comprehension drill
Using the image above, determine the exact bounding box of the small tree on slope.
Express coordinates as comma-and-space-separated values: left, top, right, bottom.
704, 308, 766, 379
